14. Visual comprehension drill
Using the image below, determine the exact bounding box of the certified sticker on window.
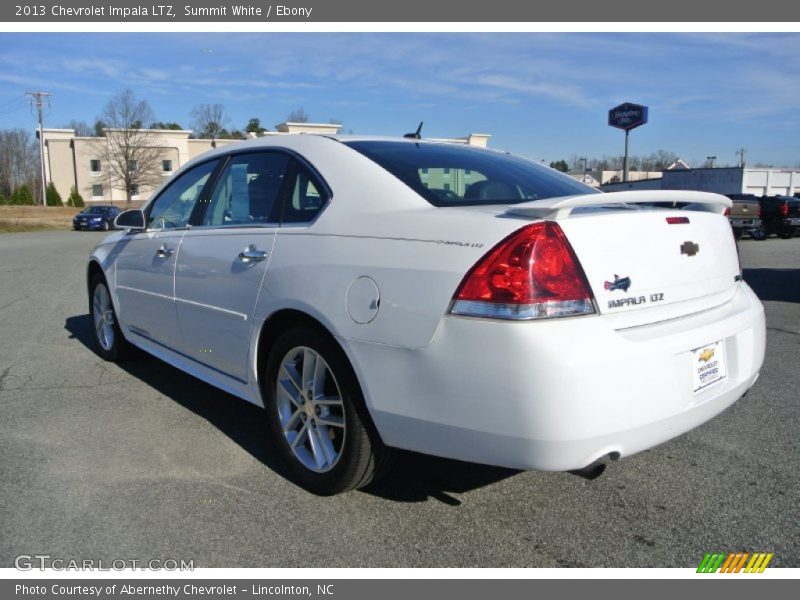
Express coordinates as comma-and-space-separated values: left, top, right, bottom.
692, 340, 727, 393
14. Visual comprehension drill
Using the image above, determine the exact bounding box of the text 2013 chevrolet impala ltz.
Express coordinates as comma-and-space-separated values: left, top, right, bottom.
87, 135, 765, 495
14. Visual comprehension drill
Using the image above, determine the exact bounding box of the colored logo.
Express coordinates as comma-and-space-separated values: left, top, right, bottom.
603, 274, 631, 292
681, 241, 700, 256
698, 348, 715, 362
697, 552, 774, 573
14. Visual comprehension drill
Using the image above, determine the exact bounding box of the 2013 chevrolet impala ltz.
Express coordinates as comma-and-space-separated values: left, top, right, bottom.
87, 135, 766, 494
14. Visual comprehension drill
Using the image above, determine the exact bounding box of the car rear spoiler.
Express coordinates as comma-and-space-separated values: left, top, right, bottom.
505, 190, 732, 221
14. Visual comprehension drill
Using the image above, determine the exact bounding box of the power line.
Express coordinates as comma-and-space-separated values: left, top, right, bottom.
0, 95, 27, 111
26, 91, 52, 207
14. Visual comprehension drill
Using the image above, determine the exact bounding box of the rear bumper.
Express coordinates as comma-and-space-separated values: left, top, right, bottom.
730, 217, 761, 231
345, 283, 766, 470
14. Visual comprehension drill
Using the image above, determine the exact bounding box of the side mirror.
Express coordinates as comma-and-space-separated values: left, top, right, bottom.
115, 209, 146, 231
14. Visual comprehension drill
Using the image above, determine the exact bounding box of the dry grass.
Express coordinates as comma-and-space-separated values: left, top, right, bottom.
0, 206, 77, 233
0, 204, 142, 233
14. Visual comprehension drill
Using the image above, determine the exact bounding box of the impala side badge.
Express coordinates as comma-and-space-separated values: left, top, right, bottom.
603, 274, 631, 292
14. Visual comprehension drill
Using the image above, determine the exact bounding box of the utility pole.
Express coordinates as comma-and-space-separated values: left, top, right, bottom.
26, 91, 52, 207
735, 148, 747, 169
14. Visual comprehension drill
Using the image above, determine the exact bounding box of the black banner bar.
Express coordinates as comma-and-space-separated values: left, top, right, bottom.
3, 1, 800, 22
2, 579, 796, 600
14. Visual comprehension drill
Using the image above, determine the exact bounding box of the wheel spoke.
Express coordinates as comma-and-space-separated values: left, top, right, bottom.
277, 377, 301, 407
315, 395, 342, 406
280, 363, 303, 394
312, 355, 327, 397
301, 348, 316, 392
290, 424, 308, 449
316, 414, 344, 428
282, 409, 303, 433
93, 297, 103, 315
307, 426, 329, 468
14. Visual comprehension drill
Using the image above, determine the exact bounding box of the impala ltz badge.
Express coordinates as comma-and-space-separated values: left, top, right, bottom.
604, 274, 632, 292
681, 241, 700, 256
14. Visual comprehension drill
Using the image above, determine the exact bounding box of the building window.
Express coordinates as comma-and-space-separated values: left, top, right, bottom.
91, 184, 103, 198
464, 169, 471, 175
129, 184, 139, 197
128, 160, 138, 172
90, 159, 101, 173
443, 168, 450, 175
420, 167, 428, 174
162, 159, 173, 172
443, 183, 451, 191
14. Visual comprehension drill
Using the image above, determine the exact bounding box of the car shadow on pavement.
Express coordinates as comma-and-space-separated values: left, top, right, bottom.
64, 314, 291, 481
362, 452, 519, 505
65, 313, 519, 504
743, 268, 800, 303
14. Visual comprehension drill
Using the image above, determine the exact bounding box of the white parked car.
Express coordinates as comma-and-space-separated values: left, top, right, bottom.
88, 135, 766, 494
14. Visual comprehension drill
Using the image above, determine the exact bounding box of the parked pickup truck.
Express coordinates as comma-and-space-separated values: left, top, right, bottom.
759, 195, 800, 239
725, 194, 765, 240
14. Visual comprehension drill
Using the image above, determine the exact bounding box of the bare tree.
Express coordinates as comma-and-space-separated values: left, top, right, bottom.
98, 89, 163, 204
287, 107, 310, 123
190, 103, 228, 139
0, 129, 41, 200
65, 120, 95, 137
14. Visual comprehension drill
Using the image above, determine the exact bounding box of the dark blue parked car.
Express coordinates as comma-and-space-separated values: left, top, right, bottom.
72, 205, 121, 231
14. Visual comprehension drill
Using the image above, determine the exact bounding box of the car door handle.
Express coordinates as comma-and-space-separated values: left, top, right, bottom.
238, 246, 268, 263
155, 245, 174, 258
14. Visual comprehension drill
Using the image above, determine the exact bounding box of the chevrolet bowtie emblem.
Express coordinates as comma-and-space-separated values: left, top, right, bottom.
681, 241, 700, 256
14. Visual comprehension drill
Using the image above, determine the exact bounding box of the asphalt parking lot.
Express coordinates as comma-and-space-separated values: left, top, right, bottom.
0, 231, 798, 568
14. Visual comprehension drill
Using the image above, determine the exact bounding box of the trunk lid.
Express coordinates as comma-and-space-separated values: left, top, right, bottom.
504, 191, 740, 322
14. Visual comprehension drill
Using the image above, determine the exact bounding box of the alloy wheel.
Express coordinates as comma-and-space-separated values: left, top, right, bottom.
276, 346, 346, 473
92, 283, 116, 352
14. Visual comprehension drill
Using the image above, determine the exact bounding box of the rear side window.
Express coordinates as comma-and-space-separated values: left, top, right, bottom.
281, 162, 329, 223
345, 141, 596, 206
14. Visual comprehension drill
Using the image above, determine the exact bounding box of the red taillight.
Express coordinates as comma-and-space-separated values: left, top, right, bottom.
666, 216, 690, 224
780, 202, 789, 217
758, 205, 763, 218
723, 207, 731, 217
450, 221, 595, 320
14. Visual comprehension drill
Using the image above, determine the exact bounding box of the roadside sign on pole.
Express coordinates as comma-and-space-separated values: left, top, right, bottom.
608, 102, 648, 131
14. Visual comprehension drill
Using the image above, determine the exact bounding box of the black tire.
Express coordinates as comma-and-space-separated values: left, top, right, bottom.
263, 325, 393, 495
102, 221, 110, 231
751, 227, 767, 241
88, 274, 131, 362
779, 227, 794, 239
733, 229, 742, 241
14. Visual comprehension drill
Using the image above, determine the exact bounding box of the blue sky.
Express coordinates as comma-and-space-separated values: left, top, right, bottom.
0, 33, 798, 167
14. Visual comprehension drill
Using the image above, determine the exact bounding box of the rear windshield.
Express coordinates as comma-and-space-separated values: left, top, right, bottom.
344, 141, 596, 207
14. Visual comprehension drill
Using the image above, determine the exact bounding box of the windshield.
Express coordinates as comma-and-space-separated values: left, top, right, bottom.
82, 207, 111, 215
344, 141, 597, 207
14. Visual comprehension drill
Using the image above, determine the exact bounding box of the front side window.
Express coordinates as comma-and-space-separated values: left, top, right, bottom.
202, 152, 290, 227
148, 159, 218, 230
345, 141, 597, 207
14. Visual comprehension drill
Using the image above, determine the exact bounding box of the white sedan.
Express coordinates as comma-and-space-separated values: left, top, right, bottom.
88, 135, 766, 494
